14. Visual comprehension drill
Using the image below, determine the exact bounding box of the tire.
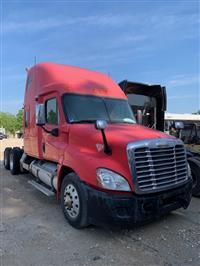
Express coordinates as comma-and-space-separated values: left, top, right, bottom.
4, 147, 12, 170
61, 173, 89, 229
9, 148, 23, 175
188, 157, 200, 197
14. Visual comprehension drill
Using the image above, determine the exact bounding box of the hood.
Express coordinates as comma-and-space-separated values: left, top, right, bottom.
105, 123, 171, 145
68, 123, 175, 190
69, 123, 173, 152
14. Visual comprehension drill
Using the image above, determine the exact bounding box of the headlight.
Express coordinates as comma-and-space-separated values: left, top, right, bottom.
187, 163, 192, 177
96, 168, 131, 191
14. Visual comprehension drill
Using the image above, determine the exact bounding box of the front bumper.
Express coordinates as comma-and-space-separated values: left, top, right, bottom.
84, 179, 192, 227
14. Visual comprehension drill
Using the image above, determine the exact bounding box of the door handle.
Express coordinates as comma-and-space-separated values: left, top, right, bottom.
42, 143, 45, 153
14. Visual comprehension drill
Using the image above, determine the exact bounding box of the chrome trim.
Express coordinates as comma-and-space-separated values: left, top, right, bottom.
127, 138, 188, 194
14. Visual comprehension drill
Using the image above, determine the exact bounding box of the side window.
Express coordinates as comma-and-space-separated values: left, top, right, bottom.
45, 98, 59, 125
26, 74, 32, 91
24, 110, 29, 127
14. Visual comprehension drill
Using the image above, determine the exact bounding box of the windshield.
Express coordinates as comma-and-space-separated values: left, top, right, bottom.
62, 94, 136, 124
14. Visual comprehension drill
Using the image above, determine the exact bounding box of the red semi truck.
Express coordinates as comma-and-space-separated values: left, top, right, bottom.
4, 63, 192, 228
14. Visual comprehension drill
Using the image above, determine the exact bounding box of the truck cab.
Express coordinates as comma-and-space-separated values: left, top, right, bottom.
4, 63, 192, 228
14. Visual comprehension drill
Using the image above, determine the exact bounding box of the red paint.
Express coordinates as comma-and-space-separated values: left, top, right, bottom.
23, 62, 173, 197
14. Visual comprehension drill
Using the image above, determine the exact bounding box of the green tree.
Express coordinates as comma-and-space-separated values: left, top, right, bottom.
0, 112, 16, 134
15, 109, 23, 131
0, 109, 23, 135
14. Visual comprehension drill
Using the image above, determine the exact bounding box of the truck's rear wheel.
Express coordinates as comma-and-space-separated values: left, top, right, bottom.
188, 157, 200, 197
9, 148, 23, 175
61, 173, 89, 229
4, 147, 12, 170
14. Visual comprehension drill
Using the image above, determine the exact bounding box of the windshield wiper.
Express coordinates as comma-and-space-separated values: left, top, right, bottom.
70, 119, 96, 124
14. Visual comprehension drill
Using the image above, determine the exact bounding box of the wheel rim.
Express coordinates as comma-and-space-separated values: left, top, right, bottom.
64, 184, 80, 219
10, 153, 14, 170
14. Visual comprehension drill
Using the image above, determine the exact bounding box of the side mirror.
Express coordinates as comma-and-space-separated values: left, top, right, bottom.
175, 121, 184, 130
95, 120, 108, 130
137, 110, 143, 125
36, 103, 45, 125
95, 120, 111, 155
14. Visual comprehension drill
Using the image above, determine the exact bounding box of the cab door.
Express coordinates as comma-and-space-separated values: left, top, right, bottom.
42, 94, 62, 162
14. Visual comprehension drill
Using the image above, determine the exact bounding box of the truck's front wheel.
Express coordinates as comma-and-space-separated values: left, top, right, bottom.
61, 173, 89, 229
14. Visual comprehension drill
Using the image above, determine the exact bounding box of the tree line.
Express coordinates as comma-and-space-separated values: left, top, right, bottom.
0, 109, 23, 135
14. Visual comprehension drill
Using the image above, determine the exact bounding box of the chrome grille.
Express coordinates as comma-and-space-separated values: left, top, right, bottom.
127, 138, 188, 194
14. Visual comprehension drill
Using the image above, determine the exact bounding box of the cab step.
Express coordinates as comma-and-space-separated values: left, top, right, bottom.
28, 180, 55, 197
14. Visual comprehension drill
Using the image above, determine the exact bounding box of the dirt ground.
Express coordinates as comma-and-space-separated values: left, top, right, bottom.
186, 144, 200, 153
0, 139, 200, 266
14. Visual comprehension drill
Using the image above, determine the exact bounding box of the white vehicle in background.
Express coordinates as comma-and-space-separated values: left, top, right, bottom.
0, 128, 7, 140
165, 113, 200, 141
165, 113, 200, 123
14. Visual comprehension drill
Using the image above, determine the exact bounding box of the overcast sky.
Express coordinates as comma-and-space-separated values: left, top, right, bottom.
1, 0, 199, 114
